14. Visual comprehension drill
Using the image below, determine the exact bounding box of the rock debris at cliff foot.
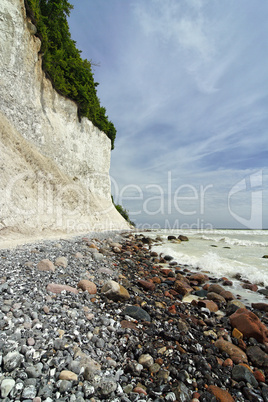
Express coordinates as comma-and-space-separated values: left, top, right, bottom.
0, 232, 268, 401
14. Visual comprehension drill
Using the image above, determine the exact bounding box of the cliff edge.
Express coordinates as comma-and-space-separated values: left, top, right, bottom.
0, 0, 130, 247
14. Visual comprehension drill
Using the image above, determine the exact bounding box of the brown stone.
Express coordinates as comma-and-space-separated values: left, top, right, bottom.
188, 273, 208, 284
207, 385, 235, 402
77, 280, 97, 294
37, 259, 55, 272
252, 303, 268, 312
174, 280, 193, 296
220, 290, 235, 301
120, 320, 137, 330
138, 279, 155, 291
229, 308, 268, 343
208, 283, 225, 294
214, 339, 248, 364
198, 299, 219, 312
59, 370, 78, 381
46, 283, 79, 294
242, 283, 258, 292
207, 292, 226, 304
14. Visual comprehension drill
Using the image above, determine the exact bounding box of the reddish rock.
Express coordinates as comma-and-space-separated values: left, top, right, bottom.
46, 283, 78, 294
138, 279, 155, 291
151, 277, 161, 284
207, 385, 234, 401
164, 290, 174, 299
168, 305, 176, 314
160, 268, 173, 276
214, 339, 248, 364
189, 273, 208, 284
198, 299, 219, 313
37, 259, 55, 272
252, 303, 268, 312
254, 370, 265, 382
242, 283, 258, 292
229, 308, 268, 343
133, 387, 147, 395
174, 280, 193, 296
223, 358, 233, 368
77, 280, 97, 294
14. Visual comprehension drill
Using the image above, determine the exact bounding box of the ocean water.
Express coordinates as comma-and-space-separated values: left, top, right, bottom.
140, 229, 268, 305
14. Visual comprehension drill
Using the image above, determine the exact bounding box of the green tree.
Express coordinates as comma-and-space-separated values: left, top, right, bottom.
25, 0, 116, 149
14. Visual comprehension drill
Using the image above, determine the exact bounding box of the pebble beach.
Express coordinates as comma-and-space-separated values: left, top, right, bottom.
0, 231, 268, 401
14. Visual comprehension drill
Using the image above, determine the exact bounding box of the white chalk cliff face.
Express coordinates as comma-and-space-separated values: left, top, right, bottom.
0, 0, 129, 244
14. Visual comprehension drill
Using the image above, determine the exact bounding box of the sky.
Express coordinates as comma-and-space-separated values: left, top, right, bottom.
68, 0, 268, 230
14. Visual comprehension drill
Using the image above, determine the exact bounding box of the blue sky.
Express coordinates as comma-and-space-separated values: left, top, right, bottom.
69, 0, 268, 229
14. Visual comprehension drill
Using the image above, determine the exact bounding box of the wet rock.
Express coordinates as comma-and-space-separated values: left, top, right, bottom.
232, 364, 258, 387
178, 235, 189, 241
242, 283, 258, 292
198, 299, 219, 312
252, 303, 268, 312
189, 273, 208, 284
174, 279, 193, 296
123, 305, 151, 322
247, 345, 268, 368
207, 292, 226, 304
229, 308, 268, 343
214, 339, 248, 363
101, 280, 130, 301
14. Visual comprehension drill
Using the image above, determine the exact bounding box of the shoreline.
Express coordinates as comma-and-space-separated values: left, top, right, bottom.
0, 231, 268, 400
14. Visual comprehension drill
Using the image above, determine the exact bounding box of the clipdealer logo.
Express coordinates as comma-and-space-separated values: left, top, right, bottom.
228, 170, 263, 229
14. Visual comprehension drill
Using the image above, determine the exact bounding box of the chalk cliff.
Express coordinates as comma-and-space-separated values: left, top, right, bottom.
0, 0, 129, 245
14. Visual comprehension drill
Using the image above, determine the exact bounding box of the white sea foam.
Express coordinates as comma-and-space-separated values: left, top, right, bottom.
150, 229, 268, 293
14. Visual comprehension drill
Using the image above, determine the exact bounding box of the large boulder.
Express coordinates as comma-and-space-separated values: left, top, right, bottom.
229, 308, 268, 343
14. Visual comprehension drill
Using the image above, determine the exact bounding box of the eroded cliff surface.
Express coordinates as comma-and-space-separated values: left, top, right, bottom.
0, 0, 129, 245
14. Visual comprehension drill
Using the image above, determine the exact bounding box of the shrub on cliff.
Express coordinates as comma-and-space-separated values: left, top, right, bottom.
24, 0, 116, 149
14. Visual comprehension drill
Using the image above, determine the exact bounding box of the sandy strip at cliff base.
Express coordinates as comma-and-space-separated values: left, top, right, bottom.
0, 227, 131, 250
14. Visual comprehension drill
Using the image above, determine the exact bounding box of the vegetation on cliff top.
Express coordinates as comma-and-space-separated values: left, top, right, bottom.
25, 0, 116, 149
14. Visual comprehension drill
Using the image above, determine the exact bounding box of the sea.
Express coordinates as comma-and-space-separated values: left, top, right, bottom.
138, 229, 268, 305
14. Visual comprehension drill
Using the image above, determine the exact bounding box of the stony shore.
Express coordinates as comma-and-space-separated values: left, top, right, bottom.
0, 231, 268, 401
